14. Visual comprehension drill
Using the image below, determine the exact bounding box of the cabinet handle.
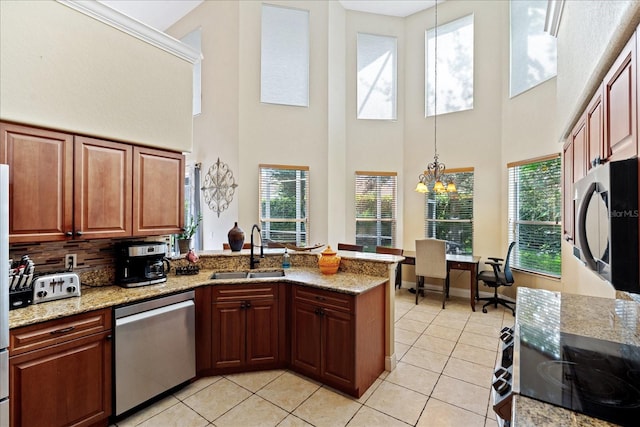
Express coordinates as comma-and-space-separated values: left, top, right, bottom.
240, 303, 246, 309
75, 231, 84, 237
106, 334, 113, 341
315, 295, 325, 301
245, 301, 252, 309
50, 326, 75, 335
65, 231, 73, 237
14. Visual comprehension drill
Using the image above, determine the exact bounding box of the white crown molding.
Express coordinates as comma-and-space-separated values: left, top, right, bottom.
57, 0, 202, 64
544, 0, 565, 37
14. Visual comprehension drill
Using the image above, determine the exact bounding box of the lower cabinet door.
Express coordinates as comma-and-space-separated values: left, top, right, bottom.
321, 309, 355, 387
9, 332, 112, 427
245, 299, 279, 366
212, 302, 246, 369
291, 301, 322, 376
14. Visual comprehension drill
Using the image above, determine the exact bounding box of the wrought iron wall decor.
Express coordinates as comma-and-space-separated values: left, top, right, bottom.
202, 157, 238, 217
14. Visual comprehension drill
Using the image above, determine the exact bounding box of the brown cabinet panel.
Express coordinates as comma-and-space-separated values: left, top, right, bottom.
133, 146, 185, 236
572, 118, 587, 183
321, 308, 355, 387
211, 285, 279, 372
0, 122, 73, 243
246, 299, 279, 366
74, 136, 132, 239
212, 301, 245, 369
604, 36, 637, 161
290, 300, 322, 376
9, 310, 112, 427
586, 88, 604, 171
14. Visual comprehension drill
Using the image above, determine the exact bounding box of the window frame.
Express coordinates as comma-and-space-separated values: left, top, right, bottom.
259, 164, 310, 246
355, 171, 397, 252
507, 154, 562, 277
423, 168, 474, 255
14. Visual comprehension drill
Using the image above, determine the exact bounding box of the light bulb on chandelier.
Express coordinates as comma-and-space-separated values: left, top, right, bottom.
415, 0, 456, 195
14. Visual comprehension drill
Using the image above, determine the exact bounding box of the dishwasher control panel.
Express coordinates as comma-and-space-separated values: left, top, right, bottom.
32, 272, 81, 304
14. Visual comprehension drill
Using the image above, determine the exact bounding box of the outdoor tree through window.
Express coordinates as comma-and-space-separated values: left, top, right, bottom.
259, 165, 309, 246
508, 155, 562, 276
355, 172, 397, 252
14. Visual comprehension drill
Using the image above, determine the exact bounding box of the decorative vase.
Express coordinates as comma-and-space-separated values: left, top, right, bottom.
177, 238, 192, 255
318, 245, 341, 275
227, 222, 245, 251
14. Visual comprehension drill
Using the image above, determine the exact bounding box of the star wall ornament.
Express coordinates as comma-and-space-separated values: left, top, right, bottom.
201, 158, 238, 217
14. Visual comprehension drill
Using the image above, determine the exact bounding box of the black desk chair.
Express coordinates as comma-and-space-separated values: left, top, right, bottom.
477, 242, 516, 316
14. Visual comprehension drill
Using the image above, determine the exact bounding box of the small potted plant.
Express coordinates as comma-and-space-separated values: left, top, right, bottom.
177, 213, 202, 254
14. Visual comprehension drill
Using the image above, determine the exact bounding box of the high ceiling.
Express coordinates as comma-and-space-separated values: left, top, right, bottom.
98, 0, 438, 32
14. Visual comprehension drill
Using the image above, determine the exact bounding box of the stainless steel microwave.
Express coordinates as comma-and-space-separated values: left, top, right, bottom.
573, 158, 639, 293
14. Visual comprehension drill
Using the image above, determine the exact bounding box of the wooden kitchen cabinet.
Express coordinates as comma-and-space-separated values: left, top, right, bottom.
9, 309, 112, 427
290, 284, 384, 397
0, 121, 185, 242
562, 140, 574, 241
0, 122, 74, 243
586, 87, 604, 171
211, 284, 280, 372
603, 35, 637, 161
133, 146, 184, 236
75, 136, 133, 239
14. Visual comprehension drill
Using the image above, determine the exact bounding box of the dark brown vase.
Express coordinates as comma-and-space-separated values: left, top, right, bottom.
227, 222, 245, 251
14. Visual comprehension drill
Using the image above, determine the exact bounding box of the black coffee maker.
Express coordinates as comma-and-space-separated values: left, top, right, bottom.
116, 242, 170, 288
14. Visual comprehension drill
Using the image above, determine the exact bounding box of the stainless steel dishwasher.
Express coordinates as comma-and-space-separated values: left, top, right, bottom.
114, 290, 195, 416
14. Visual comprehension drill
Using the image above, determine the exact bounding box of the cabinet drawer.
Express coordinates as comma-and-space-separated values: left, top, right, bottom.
449, 262, 473, 271
212, 284, 278, 303
293, 286, 353, 313
10, 308, 112, 356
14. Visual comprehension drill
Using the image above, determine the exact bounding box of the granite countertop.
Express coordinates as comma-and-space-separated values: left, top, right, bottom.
8, 267, 388, 329
512, 288, 640, 427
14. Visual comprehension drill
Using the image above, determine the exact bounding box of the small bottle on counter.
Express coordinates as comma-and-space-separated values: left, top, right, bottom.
282, 248, 291, 268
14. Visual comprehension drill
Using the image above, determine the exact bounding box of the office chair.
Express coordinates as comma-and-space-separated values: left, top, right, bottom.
376, 246, 404, 289
337, 243, 364, 252
414, 239, 448, 307
477, 241, 516, 316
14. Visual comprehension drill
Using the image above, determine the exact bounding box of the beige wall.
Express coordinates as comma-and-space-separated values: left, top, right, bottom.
0, 0, 193, 152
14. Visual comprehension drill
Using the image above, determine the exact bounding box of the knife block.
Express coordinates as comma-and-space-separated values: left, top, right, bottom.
9, 287, 33, 310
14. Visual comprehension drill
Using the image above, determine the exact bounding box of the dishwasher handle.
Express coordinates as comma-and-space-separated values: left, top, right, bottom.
115, 300, 194, 327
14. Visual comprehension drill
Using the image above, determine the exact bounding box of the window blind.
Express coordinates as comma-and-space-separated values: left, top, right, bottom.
357, 33, 397, 120
260, 4, 309, 107
423, 169, 474, 255
355, 172, 397, 252
259, 165, 309, 246
508, 155, 562, 276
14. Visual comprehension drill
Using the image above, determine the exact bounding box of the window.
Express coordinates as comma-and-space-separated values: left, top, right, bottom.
424, 169, 474, 255
180, 28, 202, 115
260, 4, 309, 107
510, 0, 557, 97
508, 155, 562, 276
259, 165, 309, 245
357, 33, 397, 120
425, 14, 474, 117
355, 172, 397, 252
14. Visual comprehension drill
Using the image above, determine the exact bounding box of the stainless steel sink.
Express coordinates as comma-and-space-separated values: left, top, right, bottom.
210, 271, 249, 280
210, 270, 286, 280
246, 270, 285, 279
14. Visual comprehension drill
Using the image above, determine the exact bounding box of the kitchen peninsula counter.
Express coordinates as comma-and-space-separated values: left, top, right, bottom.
512, 288, 640, 427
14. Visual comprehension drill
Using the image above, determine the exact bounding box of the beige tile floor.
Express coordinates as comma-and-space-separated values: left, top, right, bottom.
112, 288, 514, 427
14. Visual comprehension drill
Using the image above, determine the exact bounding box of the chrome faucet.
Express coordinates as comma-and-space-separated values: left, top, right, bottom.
250, 224, 263, 269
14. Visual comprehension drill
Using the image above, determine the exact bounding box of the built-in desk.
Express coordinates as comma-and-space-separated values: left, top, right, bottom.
403, 251, 480, 311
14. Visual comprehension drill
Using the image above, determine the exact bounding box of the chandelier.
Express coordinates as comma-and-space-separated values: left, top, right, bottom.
415, 0, 456, 194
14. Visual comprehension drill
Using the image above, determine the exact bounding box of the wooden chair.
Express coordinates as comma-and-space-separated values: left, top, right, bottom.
376, 246, 403, 288
415, 239, 448, 307
222, 242, 251, 250
337, 243, 364, 252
